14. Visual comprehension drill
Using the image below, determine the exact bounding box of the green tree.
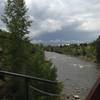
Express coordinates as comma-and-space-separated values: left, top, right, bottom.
28, 45, 61, 100
96, 36, 100, 63
1, 0, 61, 100
2, 0, 32, 73
2, 0, 31, 99
0, 30, 10, 69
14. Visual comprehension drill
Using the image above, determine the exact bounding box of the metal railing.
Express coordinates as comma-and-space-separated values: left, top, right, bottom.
0, 70, 60, 100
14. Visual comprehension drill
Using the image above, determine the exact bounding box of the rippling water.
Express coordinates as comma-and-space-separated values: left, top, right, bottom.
45, 51, 100, 100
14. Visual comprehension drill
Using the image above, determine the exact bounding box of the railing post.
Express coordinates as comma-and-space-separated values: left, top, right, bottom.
25, 78, 29, 100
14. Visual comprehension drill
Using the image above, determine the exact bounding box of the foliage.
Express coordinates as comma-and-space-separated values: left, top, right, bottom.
45, 42, 96, 62
0, 30, 10, 69
95, 36, 100, 63
1, 0, 32, 98
2, 0, 31, 72
28, 45, 62, 100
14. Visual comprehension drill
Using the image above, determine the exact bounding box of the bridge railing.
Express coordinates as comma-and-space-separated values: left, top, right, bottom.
0, 70, 61, 100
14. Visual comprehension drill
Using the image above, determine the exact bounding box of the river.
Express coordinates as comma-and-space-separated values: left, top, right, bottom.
45, 51, 100, 100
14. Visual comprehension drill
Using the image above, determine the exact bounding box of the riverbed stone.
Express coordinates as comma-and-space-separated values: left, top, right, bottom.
73, 95, 80, 99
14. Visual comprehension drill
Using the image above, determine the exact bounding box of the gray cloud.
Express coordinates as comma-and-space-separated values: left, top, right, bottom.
33, 21, 99, 42
0, 0, 100, 42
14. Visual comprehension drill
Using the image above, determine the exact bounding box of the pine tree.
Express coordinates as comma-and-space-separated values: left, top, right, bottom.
2, 0, 31, 99
2, 0, 31, 72
1, 0, 61, 100
0, 30, 10, 69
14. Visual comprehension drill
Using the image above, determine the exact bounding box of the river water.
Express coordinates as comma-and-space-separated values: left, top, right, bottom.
45, 51, 100, 100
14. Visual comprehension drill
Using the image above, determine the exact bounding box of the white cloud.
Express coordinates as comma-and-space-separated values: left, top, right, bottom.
40, 19, 62, 32
28, 18, 63, 38
79, 19, 100, 31
24, 0, 100, 37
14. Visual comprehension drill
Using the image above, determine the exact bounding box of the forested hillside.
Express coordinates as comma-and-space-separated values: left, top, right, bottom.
45, 40, 100, 64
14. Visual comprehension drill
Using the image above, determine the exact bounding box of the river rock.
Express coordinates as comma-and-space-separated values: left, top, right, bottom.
73, 95, 80, 99
75, 88, 80, 91
66, 95, 70, 99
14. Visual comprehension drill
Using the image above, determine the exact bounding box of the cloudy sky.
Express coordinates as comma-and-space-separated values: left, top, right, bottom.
0, 0, 100, 43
